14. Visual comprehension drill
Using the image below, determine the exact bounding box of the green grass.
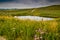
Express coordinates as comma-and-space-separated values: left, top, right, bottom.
0, 5, 60, 40
0, 16, 60, 40
0, 5, 60, 18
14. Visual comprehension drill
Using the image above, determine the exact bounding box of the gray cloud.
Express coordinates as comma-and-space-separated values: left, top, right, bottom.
0, 0, 60, 9
47, 0, 60, 2
0, 0, 14, 3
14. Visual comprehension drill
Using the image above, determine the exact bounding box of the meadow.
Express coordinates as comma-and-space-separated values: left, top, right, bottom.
0, 5, 60, 18
0, 16, 60, 40
0, 5, 60, 40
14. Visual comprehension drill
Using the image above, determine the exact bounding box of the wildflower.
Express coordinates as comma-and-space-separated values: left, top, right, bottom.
40, 36, 43, 39
38, 29, 41, 32
40, 31, 45, 34
35, 30, 38, 32
35, 28, 41, 32
34, 35, 39, 40
34, 35, 37, 38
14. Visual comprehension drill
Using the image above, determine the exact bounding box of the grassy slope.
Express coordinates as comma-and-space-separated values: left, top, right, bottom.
34, 5, 60, 18
0, 16, 60, 40
0, 5, 60, 18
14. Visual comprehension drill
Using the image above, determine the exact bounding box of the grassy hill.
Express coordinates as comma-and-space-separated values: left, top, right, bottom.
31, 5, 60, 18
38, 5, 60, 10
0, 5, 60, 18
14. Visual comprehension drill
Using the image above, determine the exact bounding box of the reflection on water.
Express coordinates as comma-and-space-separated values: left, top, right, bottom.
14, 16, 54, 21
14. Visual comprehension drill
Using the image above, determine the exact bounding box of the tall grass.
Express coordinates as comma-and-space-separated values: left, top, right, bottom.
0, 16, 60, 40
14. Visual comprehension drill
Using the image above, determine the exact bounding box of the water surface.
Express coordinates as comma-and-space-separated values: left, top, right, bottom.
14, 16, 54, 21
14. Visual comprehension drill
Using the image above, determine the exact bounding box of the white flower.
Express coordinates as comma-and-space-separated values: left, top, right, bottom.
40, 36, 43, 39
34, 35, 37, 38
40, 31, 45, 34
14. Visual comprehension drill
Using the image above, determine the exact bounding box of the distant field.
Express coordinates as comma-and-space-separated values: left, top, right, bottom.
0, 5, 60, 18
0, 16, 60, 40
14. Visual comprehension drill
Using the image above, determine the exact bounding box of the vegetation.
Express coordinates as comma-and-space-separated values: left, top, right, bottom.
0, 5, 60, 40
0, 16, 60, 40
0, 5, 60, 18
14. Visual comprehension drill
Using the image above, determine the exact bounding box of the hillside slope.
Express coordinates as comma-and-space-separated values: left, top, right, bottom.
0, 5, 60, 18
38, 5, 60, 10
32, 5, 60, 18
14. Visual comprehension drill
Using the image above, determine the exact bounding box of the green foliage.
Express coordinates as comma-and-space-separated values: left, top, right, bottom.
0, 5, 60, 18
0, 5, 60, 40
0, 16, 60, 40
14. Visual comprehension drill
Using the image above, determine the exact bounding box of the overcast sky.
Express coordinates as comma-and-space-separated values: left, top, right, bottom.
0, 0, 60, 9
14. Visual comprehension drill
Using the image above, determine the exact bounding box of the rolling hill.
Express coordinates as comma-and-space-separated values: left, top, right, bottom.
0, 5, 60, 18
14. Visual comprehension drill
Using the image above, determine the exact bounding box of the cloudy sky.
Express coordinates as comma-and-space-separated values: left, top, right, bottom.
0, 0, 60, 9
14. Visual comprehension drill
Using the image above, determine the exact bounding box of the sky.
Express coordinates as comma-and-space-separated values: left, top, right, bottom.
0, 0, 60, 9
